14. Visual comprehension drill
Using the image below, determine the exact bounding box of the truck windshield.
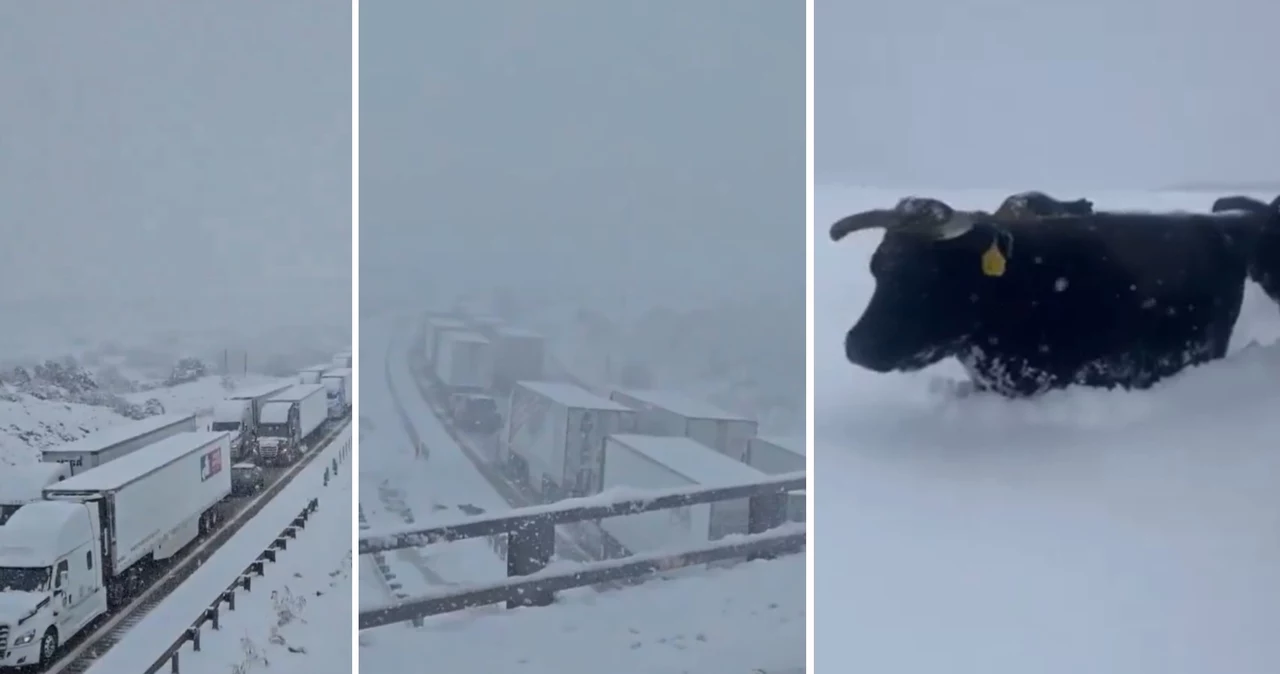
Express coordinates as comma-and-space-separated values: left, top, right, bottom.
258, 423, 288, 438
0, 566, 50, 592
210, 421, 241, 432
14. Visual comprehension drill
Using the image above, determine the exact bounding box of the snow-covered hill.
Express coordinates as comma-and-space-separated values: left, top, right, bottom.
0, 357, 291, 466
816, 185, 1280, 673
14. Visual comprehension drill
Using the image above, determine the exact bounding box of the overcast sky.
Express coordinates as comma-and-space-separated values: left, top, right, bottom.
360, 1, 804, 313
817, 0, 1280, 190
0, 3, 350, 319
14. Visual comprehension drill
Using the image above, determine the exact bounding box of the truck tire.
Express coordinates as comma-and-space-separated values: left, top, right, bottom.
38, 628, 58, 666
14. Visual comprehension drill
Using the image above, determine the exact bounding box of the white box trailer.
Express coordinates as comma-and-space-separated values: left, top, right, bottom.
599, 434, 767, 557
492, 327, 545, 392
610, 389, 758, 461
435, 331, 494, 391
0, 463, 70, 525
297, 363, 331, 385
465, 313, 505, 338
0, 432, 231, 667
41, 413, 199, 476
257, 384, 327, 465
505, 381, 636, 499
424, 317, 468, 366
321, 368, 353, 419
746, 436, 806, 523
332, 351, 353, 368
226, 381, 294, 429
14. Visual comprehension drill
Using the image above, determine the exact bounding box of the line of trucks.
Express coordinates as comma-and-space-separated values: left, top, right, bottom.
420, 311, 804, 562
0, 352, 351, 669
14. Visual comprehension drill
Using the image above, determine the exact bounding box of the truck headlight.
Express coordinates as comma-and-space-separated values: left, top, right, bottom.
13, 630, 35, 646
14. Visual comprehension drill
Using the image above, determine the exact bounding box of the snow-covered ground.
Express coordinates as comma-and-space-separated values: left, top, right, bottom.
358, 311, 805, 673
0, 372, 291, 466
86, 425, 352, 674
816, 185, 1280, 673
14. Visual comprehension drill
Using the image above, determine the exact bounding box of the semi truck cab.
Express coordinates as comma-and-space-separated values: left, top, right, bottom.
0, 501, 106, 669
256, 401, 300, 465
210, 400, 254, 460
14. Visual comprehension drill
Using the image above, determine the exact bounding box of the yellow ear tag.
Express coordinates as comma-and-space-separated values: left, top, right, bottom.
981, 240, 1007, 277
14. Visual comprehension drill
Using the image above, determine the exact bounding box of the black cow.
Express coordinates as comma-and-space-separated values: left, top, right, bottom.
1212, 195, 1280, 304
830, 195, 1278, 397
992, 191, 1095, 220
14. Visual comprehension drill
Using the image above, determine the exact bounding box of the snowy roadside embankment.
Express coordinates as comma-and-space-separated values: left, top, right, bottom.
85, 424, 352, 674
360, 554, 804, 674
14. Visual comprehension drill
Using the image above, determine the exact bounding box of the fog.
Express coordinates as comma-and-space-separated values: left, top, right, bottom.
816, 0, 1280, 190
360, 1, 804, 315
0, 3, 351, 361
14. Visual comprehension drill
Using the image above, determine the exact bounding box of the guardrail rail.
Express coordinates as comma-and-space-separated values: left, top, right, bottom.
359, 471, 805, 629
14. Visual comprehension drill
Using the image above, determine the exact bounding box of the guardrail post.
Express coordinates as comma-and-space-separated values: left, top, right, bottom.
746, 492, 789, 561
324, 467, 330, 486
170, 651, 180, 673
506, 513, 555, 608
189, 626, 201, 651
276, 536, 288, 550
226, 588, 236, 610
207, 605, 220, 630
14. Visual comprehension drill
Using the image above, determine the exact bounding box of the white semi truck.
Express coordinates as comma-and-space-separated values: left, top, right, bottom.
321, 368, 353, 419
0, 463, 70, 525
491, 327, 545, 394
332, 350, 353, 368
218, 381, 293, 460
424, 316, 467, 366
609, 389, 759, 462
434, 331, 494, 392
505, 381, 636, 501
256, 384, 327, 466
0, 432, 231, 668
598, 434, 766, 558
41, 413, 199, 476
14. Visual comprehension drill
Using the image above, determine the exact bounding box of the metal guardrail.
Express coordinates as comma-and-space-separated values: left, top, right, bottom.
359, 471, 805, 629
143, 432, 351, 674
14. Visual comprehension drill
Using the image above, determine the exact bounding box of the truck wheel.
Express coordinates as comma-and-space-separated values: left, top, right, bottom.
38, 628, 58, 666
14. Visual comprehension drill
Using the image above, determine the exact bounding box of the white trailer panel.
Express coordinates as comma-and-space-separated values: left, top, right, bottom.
227, 381, 293, 426
747, 436, 806, 522
493, 327, 545, 390
424, 317, 467, 366
322, 368, 353, 403
505, 381, 635, 497
44, 431, 232, 573
600, 434, 766, 556
41, 413, 199, 475
271, 383, 328, 441
610, 389, 758, 461
434, 331, 494, 390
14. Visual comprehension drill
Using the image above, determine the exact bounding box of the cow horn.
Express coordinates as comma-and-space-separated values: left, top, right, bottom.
829, 209, 899, 241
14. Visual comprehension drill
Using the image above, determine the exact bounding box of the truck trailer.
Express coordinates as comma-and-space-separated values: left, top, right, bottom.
492, 327, 545, 394
609, 389, 758, 462
297, 363, 331, 385
505, 381, 636, 501
598, 434, 766, 558
0, 463, 70, 525
256, 384, 327, 465
746, 436, 806, 522
41, 413, 199, 476
424, 316, 467, 367
332, 350, 353, 368
0, 432, 231, 668
435, 331, 494, 392
321, 368, 353, 419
